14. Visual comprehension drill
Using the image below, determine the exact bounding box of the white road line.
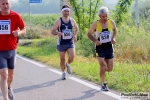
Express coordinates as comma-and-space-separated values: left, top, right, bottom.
69, 77, 121, 100
69, 77, 100, 90
17, 54, 125, 100
16, 55, 46, 68
48, 69, 62, 75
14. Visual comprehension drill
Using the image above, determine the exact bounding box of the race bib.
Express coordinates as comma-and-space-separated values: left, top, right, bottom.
100, 31, 111, 43
62, 29, 72, 40
0, 20, 11, 34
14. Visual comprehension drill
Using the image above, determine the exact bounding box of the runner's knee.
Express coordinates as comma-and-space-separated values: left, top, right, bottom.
68, 56, 74, 61
107, 66, 113, 72
107, 69, 112, 72
60, 58, 65, 63
8, 73, 14, 80
1, 71, 8, 80
100, 65, 106, 71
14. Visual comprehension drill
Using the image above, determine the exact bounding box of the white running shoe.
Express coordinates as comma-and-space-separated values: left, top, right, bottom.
62, 72, 66, 80
8, 87, 14, 100
66, 63, 72, 74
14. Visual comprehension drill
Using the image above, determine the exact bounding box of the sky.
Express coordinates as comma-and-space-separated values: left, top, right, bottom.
104, 0, 118, 9
10, 0, 118, 9
11, 0, 18, 3
11, 0, 118, 3
105, 0, 118, 4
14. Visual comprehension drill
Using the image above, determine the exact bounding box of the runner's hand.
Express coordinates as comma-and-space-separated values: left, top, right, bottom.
95, 40, 101, 46
111, 38, 116, 44
57, 32, 62, 37
73, 35, 77, 42
12, 30, 19, 37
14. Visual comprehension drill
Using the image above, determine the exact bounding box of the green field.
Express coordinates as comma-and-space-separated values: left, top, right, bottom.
18, 37, 150, 92
17, 13, 150, 92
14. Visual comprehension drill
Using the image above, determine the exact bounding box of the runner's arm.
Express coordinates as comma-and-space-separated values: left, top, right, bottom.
111, 20, 117, 40
18, 27, 26, 36
12, 27, 26, 37
17, 15, 26, 36
72, 19, 79, 37
51, 19, 60, 35
87, 22, 97, 42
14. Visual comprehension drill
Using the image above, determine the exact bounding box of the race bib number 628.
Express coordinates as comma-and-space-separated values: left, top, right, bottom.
0, 20, 11, 34
100, 31, 111, 43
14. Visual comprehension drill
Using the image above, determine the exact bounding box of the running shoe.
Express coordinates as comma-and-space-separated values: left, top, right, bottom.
66, 62, 72, 74
62, 72, 66, 80
8, 87, 14, 100
101, 83, 109, 91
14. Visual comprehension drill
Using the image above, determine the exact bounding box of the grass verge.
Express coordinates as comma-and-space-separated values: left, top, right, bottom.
17, 38, 150, 92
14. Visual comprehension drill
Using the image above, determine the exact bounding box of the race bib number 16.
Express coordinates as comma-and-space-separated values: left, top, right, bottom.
0, 20, 11, 34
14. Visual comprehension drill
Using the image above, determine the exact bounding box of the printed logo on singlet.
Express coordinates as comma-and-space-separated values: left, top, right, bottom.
100, 31, 111, 43
0, 20, 10, 34
62, 25, 72, 40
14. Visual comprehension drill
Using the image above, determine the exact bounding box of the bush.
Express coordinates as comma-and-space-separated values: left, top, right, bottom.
20, 29, 42, 39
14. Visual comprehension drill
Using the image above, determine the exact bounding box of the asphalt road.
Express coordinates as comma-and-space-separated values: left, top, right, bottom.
0, 55, 122, 100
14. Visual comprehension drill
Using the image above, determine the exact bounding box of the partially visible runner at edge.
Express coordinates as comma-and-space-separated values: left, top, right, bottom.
51, 5, 79, 80
0, 0, 26, 100
87, 6, 117, 91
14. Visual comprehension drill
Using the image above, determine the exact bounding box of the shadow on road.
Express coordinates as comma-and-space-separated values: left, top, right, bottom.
0, 78, 61, 96
63, 89, 99, 100
14, 78, 61, 93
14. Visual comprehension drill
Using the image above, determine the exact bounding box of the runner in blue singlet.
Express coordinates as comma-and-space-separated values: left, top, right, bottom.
51, 5, 79, 80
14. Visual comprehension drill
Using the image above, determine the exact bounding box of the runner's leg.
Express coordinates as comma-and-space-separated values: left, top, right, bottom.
6, 50, 16, 100
105, 58, 114, 72
67, 47, 75, 64
97, 57, 107, 83
7, 50, 16, 87
0, 68, 8, 100
59, 51, 67, 72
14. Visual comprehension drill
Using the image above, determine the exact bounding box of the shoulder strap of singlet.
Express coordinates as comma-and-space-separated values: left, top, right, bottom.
96, 19, 113, 38
96, 20, 102, 33
96, 19, 112, 33
60, 17, 63, 24
60, 17, 71, 24
107, 19, 112, 31
68, 18, 72, 25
